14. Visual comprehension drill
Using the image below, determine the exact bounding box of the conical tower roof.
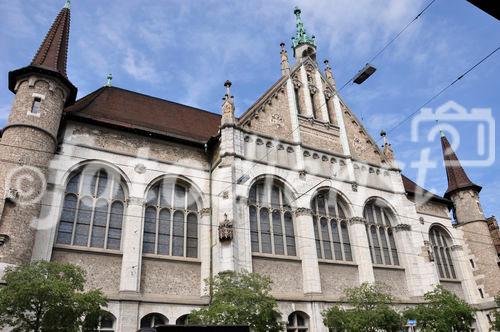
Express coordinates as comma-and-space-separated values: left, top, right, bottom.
8, 1, 77, 105
440, 132, 482, 199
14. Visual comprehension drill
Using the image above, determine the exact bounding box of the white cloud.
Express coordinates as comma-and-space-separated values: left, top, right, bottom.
122, 49, 159, 84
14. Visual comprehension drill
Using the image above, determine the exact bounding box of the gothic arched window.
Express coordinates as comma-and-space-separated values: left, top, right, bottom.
429, 226, 457, 279
143, 179, 199, 258
311, 189, 352, 261
248, 179, 296, 256
363, 200, 399, 266
140, 313, 168, 328
287, 311, 309, 332
56, 166, 126, 250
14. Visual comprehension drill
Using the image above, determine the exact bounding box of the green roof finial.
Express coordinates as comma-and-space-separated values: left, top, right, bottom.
292, 6, 316, 49
64, 0, 70, 9
440, 130, 445, 137
106, 73, 113, 87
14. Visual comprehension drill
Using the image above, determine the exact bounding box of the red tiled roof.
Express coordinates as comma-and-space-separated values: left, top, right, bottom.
64, 86, 221, 143
440, 135, 481, 199
31, 5, 71, 78
8, 4, 77, 105
402, 175, 451, 205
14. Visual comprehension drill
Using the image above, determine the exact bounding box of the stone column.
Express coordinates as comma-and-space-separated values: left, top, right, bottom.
314, 71, 330, 122
348, 217, 375, 283
332, 94, 355, 181
119, 196, 144, 294
299, 65, 314, 118
392, 223, 423, 296
295, 208, 321, 294
118, 301, 139, 331
199, 207, 211, 297
31, 183, 66, 262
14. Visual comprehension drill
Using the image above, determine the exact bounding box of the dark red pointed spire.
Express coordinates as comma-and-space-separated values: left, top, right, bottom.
31, 3, 71, 77
440, 131, 481, 199
8, 2, 77, 105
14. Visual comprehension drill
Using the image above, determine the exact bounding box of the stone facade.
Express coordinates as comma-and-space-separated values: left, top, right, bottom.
0, 4, 499, 332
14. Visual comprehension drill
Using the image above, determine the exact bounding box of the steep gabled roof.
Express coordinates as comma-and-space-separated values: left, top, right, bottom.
402, 175, 452, 206
64, 86, 221, 144
440, 134, 482, 199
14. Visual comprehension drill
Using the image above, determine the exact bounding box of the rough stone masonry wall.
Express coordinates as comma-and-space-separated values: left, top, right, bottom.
319, 263, 359, 298
252, 256, 303, 297
0, 75, 67, 265
68, 123, 208, 168
452, 190, 500, 298
51, 249, 122, 296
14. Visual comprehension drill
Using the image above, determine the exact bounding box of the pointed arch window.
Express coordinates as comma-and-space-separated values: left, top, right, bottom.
363, 200, 399, 266
429, 226, 457, 280
56, 166, 126, 250
143, 179, 199, 258
248, 179, 296, 256
312, 190, 352, 261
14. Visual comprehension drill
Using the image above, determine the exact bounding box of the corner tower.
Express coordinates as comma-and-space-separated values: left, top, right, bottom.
440, 132, 500, 297
0, 1, 77, 267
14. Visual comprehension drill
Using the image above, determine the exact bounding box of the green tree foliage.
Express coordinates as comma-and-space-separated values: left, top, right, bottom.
322, 283, 402, 332
403, 285, 475, 332
189, 271, 284, 332
0, 261, 107, 332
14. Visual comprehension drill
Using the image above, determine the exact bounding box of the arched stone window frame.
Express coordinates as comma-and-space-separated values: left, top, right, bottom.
142, 176, 203, 258
247, 176, 297, 257
55, 163, 128, 251
363, 198, 400, 266
140, 312, 168, 328
311, 188, 353, 261
429, 224, 458, 280
287, 311, 310, 332
84, 310, 116, 331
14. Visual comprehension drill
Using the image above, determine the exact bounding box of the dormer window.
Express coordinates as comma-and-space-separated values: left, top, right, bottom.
31, 97, 42, 114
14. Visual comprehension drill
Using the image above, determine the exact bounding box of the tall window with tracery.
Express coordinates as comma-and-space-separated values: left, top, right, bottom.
363, 200, 399, 266
56, 166, 126, 250
248, 179, 296, 256
143, 180, 199, 258
311, 190, 352, 261
429, 226, 457, 279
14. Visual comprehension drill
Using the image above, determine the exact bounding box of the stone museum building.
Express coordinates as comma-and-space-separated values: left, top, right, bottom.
0, 2, 499, 331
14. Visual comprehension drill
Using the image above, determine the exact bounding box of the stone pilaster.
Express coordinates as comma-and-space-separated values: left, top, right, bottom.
294, 207, 321, 294
119, 196, 144, 293
348, 217, 375, 283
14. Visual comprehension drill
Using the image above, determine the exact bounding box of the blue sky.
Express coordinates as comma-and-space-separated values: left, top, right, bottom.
0, 0, 498, 218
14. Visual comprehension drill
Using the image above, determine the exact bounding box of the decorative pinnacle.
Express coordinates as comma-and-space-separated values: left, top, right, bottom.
280, 42, 286, 51
224, 80, 232, 97
380, 130, 387, 137
106, 73, 113, 87
292, 6, 316, 49
324, 59, 331, 69
64, 0, 71, 9
440, 130, 446, 137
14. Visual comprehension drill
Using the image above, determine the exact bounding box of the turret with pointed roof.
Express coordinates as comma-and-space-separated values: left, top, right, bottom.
8, 0, 77, 105
440, 131, 482, 199
0, 1, 77, 266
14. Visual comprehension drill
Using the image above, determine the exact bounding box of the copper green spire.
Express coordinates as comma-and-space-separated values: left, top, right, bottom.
106, 73, 113, 87
292, 6, 316, 49
64, 0, 70, 9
